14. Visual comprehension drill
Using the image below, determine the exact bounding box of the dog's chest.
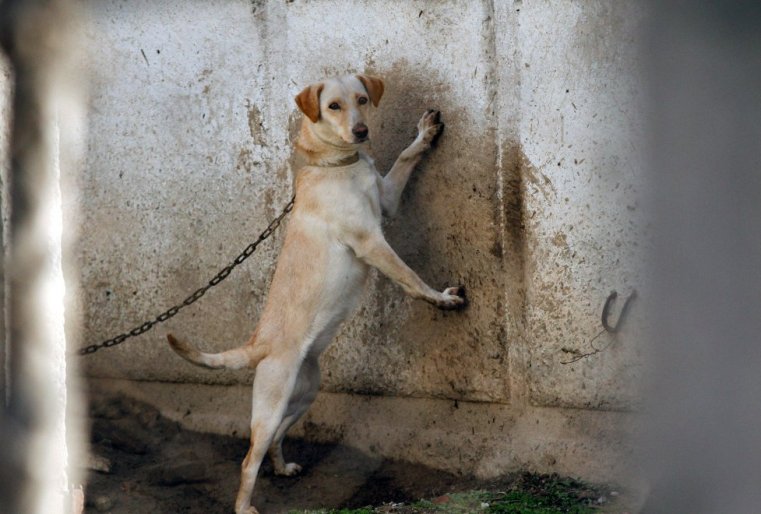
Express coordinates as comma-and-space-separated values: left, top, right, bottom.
319, 162, 381, 222
348, 165, 381, 213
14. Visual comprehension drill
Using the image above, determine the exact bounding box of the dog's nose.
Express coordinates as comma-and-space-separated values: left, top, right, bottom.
352, 124, 369, 141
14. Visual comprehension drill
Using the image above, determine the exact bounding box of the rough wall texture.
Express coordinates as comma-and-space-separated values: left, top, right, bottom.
0, 56, 9, 398
518, 2, 646, 410
74, 0, 646, 481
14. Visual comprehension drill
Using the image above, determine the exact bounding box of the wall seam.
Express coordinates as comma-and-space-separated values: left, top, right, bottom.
488, 0, 530, 408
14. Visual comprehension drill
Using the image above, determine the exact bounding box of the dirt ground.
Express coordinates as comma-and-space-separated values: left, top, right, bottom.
83, 392, 504, 513
83, 392, 630, 514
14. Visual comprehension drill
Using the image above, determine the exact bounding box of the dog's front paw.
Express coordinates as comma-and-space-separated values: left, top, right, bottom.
236, 506, 260, 514
436, 286, 467, 310
417, 109, 444, 148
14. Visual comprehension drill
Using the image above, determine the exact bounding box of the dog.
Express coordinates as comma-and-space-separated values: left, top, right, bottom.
167, 74, 466, 514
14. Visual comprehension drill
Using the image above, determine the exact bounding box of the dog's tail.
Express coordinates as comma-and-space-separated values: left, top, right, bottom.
166, 333, 266, 370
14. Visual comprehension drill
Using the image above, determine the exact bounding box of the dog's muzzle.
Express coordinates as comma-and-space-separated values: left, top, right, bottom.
352, 124, 369, 142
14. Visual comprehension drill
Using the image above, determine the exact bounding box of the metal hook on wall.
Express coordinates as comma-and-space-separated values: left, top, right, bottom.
560, 288, 638, 364
601, 289, 637, 334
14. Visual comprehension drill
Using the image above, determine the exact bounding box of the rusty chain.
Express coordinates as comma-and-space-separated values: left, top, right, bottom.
77, 196, 295, 356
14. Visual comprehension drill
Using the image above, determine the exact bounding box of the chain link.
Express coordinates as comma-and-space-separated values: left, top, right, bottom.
76, 196, 295, 356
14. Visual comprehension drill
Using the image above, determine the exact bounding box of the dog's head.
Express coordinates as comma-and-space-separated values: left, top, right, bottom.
295, 74, 384, 146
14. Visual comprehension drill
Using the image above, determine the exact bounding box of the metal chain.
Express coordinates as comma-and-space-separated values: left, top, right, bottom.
77, 196, 295, 356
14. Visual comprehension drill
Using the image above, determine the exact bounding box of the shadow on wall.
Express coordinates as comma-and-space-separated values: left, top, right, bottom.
367, 59, 456, 273
289, 58, 520, 403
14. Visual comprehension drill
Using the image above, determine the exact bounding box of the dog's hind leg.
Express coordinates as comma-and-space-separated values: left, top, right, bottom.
268, 356, 320, 476
235, 352, 303, 514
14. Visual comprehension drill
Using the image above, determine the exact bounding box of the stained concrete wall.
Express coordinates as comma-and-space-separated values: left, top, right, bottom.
0, 55, 10, 399
76, 0, 646, 483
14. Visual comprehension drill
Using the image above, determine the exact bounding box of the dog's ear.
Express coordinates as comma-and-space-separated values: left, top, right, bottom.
295, 83, 324, 123
356, 75, 384, 107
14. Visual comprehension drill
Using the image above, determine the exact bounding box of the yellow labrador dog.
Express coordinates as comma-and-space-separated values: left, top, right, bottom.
167, 74, 465, 514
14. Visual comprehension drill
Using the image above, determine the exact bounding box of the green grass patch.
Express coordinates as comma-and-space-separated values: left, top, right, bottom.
289, 473, 605, 514
289, 509, 375, 514
486, 489, 595, 513
485, 474, 598, 513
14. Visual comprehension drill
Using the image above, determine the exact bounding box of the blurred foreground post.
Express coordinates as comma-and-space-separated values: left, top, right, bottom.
0, 1, 84, 513
644, 1, 761, 512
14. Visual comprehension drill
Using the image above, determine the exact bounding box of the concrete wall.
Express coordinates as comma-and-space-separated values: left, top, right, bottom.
77, 0, 646, 483
0, 54, 10, 400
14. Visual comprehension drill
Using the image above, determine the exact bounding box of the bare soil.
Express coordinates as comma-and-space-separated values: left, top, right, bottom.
84, 392, 504, 513
83, 392, 627, 514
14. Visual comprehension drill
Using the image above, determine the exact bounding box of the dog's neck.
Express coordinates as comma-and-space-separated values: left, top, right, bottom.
295, 121, 361, 167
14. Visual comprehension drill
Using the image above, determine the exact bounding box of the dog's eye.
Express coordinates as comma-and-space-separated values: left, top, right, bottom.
328, 102, 341, 110
358, 96, 368, 105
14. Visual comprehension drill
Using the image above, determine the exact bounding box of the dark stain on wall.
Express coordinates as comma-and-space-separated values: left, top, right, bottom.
501, 142, 529, 295
311, 59, 519, 402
